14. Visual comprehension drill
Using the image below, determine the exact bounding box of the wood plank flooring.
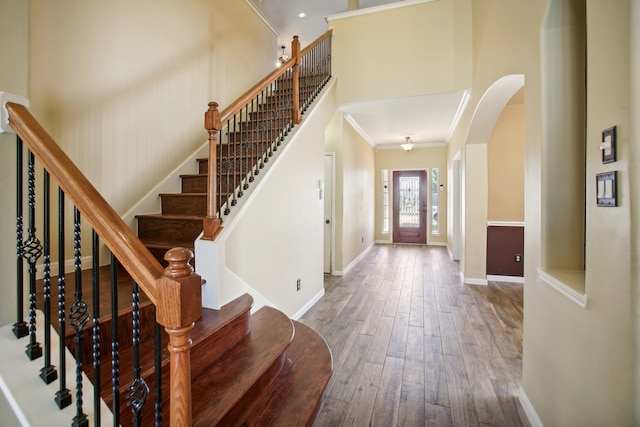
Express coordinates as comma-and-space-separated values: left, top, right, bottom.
299, 244, 530, 427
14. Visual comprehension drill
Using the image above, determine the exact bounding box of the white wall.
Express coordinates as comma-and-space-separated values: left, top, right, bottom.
28, 0, 276, 216
328, 0, 472, 104
520, 0, 635, 425
219, 82, 337, 318
0, 2, 29, 424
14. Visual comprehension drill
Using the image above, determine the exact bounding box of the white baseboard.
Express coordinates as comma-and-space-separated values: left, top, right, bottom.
463, 276, 488, 286
487, 274, 524, 284
291, 289, 325, 320
335, 242, 374, 277
519, 386, 544, 427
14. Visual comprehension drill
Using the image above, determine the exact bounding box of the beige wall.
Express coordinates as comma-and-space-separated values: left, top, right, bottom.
28, 0, 276, 215
0, 0, 29, 328
374, 146, 448, 244
520, 0, 635, 425
324, 113, 376, 273
340, 121, 376, 271
0, 4, 30, 424
225, 84, 337, 318
447, 0, 543, 282
632, 0, 640, 421
438, 0, 634, 424
328, 0, 472, 104
487, 102, 525, 222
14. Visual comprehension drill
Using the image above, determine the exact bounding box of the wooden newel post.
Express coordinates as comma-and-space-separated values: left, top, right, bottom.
156, 248, 202, 427
203, 102, 222, 240
292, 35, 301, 125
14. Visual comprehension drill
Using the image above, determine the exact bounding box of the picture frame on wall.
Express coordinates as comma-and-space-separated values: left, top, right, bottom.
601, 126, 616, 164
596, 171, 617, 207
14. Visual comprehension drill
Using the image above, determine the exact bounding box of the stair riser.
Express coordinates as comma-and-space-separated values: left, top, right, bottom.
64, 301, 156, 361
182, 174, 255, 193
231, 120, 292, 132
226, 132, 282, 144
160, 195, 207, 216
137, 218, 203, 241
190, 311, 251, 379
216, 353, 287, 426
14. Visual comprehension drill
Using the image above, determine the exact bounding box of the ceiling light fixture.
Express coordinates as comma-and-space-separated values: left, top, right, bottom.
276, 45, 289, 67
298, 12, 306, 18
401, 136, 415, 151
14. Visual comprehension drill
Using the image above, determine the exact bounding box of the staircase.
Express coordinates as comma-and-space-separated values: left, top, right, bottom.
3, 30, 333, 426
134, 80, 305, 265
40, 265, 331, 426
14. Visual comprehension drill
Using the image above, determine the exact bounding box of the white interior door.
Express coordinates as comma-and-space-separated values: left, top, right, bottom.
323, 153, 334, 274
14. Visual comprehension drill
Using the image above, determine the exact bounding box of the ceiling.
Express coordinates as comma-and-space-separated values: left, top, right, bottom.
254, 0, 470, 149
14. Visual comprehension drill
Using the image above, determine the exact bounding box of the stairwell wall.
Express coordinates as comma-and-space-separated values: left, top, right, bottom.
215, 81, 338, 318
24, 0, 277, 264
0, 2, 29, 425
324, 112, 376, 275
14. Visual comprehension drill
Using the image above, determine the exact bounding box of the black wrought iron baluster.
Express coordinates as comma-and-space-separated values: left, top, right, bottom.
240, 110, 249, 191
299, 55, 306, 112
110, 254, 121, 427
269, 81, 276, 154
277, 75, 285, 144
246, 105, 254, 185
223, 121, 235, 212
217, 127, 224, 221
40, 170, 57, 383
23, 150, 43, 360
234, 115, 242, 199
261, 88, 270, 164
92, 231, 101, 427
315, 44, 321, 97
55, 188, 72, 409
154, 319, 162, 427
70, 207, 89, 427
253, 96, 262, 176
127, 280, 149, 427
13, 136, 28, 339
269, 81, 277, 154
286, 67, 294, 134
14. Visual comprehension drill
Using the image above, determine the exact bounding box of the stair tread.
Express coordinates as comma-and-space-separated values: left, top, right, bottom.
217, 319, 333, 427
88, 294, 254, 406
158, 192, 206, 197
136, 213, 205, 220
253, 320, 333, 426
192, 306, 294, 426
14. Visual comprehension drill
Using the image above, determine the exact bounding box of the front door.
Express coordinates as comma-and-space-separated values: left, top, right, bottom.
393, 170, 427, 244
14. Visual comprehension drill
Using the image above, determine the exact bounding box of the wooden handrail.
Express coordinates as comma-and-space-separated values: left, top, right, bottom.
219, 29, 332, 124
6, 102, 202, 427
220, 58, 293, 123
300, 29, 333, 57
7, 102, 163, 304
202, 31, 332, 240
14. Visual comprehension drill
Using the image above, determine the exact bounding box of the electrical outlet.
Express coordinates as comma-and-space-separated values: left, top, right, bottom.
296, 278, 301, 291
515, 254, 522, 263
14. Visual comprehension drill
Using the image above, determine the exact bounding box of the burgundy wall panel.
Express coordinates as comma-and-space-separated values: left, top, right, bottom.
486, 225, 524, 277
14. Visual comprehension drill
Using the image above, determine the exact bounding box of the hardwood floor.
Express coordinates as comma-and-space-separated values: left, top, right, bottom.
299, 244, 530, 427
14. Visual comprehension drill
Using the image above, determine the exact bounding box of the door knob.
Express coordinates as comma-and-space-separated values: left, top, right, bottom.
325, 219, 330, 224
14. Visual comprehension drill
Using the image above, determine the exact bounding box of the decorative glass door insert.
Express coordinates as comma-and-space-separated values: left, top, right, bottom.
393, 170, 427, 244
